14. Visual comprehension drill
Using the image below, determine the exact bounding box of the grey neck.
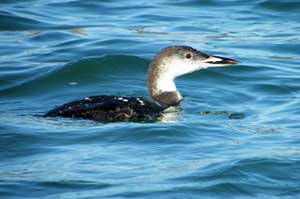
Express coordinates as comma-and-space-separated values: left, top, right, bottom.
147, 59, 182, 106
152, 91, 182, 106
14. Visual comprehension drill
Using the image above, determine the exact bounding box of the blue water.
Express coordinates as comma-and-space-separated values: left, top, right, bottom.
1, 0, 300, 198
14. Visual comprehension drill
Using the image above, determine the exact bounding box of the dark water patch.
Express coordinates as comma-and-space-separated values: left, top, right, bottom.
171, 25, 211, 33
199, 111, 245, 120
134, 14, 185, 22
109, 4, 158, 13
21, 121, 205, 146
0, 126, 56, 160
39, 180, 111, 190
169, 157, 300, 196
0, 10, 53, 31
0, 7, 95, 32
268, 43, 300, 56
0, 180, 111, 199
167, 0, 216, 7
0, 66, 53, 92
46, 0, 109, 12
258, 0, 300, 11
277, 187, 300, 197
51, 37, 92, 48
25, 30, 82, 44
251, 83, 297, 96
95, 38, 145, 48
74, 124, 201, 145
175, 182, 252, 197
0, 0, 40, 4
0, 55, 148, 98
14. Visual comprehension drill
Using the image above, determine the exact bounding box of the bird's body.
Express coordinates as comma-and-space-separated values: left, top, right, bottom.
45, 46, 239, 122
45, 95, 167, 122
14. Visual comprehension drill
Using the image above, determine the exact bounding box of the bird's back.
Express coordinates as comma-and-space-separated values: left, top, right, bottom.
44, 95, 168, 122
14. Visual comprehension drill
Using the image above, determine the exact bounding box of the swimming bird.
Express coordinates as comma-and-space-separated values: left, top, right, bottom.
45, 46, 239, 122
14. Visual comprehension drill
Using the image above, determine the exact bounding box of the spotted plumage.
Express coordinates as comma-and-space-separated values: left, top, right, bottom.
44, 95, 168, 122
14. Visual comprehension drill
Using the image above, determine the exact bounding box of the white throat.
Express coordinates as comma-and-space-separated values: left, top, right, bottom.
152, 57, 201, 94
156, 75, 177, 93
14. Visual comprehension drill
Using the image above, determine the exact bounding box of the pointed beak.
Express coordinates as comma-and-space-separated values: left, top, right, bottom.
203, 55, 240, 67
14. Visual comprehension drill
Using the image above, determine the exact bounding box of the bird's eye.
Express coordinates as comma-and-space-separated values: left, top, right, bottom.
185, 53, 192, 59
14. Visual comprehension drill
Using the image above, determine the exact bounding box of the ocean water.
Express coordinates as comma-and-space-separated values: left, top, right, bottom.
1, 0, 300, 198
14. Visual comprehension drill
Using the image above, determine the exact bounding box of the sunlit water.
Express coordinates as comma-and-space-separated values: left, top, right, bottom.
1, 0, 300, 198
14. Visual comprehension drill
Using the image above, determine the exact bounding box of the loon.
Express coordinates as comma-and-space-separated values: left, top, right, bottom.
45, 46, 239, 122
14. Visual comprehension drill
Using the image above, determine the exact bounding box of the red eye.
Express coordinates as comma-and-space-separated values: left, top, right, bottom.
185, 53, 192, 59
